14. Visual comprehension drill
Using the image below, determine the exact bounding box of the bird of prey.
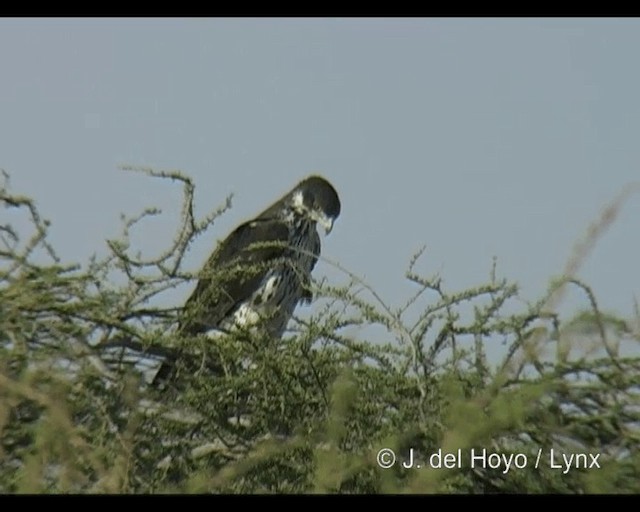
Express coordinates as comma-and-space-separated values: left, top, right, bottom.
179, 174, 341, 339
98, 175, 341, 383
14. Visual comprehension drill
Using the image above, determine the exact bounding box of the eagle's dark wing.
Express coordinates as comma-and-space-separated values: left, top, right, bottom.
178, 217, 290, 336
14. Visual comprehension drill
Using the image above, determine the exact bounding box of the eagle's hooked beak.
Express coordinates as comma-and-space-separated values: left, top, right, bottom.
304, 201, 335, 235
318, 215, 334, 235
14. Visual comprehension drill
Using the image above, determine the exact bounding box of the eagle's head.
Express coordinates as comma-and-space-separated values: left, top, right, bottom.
290, 175, 341, 234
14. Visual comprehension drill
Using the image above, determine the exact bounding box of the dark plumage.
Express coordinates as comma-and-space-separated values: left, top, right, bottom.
98, 175, 341, 384
179, 175, 341, 339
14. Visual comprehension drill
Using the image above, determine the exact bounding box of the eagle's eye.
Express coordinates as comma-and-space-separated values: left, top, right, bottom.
302, 190, 317, 210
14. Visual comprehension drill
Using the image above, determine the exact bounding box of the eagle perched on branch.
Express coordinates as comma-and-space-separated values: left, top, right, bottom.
99, 175, 341, 383
179, 174, 341, 338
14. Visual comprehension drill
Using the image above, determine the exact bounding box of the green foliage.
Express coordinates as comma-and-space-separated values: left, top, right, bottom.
1, 168, 639, 493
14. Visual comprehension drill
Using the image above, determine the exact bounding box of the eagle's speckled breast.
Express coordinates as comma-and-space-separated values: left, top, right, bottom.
225, 216, 319, 337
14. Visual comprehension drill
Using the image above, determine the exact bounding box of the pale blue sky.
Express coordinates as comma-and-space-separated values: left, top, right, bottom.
2, 18, 639, 359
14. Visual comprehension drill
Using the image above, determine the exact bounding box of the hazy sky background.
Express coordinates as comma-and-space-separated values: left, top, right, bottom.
2, 18, 639, 361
